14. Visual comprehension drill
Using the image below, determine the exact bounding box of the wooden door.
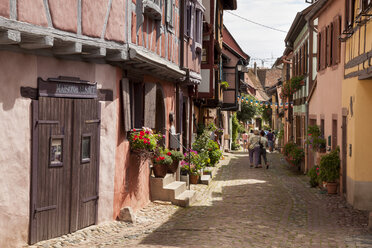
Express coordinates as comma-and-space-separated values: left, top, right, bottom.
30, 98, 100, 244
70, 99, 100, 232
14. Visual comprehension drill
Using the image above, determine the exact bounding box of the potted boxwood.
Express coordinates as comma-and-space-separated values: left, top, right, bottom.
167, 150, 184, 173
153, 152, 173, 178
318, 148, 340, 194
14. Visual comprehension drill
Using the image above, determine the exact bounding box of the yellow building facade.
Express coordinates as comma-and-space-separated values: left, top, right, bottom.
342, 0, 372, 210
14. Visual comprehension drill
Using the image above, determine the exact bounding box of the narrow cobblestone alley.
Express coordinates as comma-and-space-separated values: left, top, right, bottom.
29, 153, 372, 248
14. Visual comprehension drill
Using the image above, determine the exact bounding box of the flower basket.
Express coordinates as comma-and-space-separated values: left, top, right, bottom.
189, 174, 200, 184
153, 163, 168, 178
167, 160, 179, 173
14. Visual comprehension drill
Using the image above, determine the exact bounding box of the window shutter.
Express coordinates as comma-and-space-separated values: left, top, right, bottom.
190, 3, 195, 39
334, 16, 341, 64
121, 78, 132, 132
184, 1, 188, 35
327, 25, 332, 67
321, 28, 326, 70
317, 31, 321, 71
144, 83, 157, 129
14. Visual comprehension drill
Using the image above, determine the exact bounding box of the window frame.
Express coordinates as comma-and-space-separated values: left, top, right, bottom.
49, 135, 64, 168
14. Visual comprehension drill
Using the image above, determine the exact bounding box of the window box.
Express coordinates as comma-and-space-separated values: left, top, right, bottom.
143, 0, 162, 21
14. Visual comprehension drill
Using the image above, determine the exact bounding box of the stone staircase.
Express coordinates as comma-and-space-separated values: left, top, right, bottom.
150, 173, 196, 207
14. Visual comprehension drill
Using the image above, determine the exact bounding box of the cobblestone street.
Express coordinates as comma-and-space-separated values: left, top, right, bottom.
29, 152, 372, 248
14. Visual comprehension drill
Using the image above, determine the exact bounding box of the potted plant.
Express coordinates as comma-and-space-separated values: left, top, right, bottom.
221, 81, 229, 90
306, 125, 326, 152
152, 152, 173, 178
318, 148, 340, 194
167, 150, 184, 173
129, 127, 160, 158
182, 150, 203, 184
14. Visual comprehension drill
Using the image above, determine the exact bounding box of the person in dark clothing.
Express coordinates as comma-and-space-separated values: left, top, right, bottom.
259, 130, 269, 169
267, 129, 274, 152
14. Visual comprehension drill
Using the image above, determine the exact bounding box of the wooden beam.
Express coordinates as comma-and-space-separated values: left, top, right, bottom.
0, 30, 20, 44
82, 46, 106, 58
20, 36, 54, 49
53, 42, 82, 55
106, 50, 128, 61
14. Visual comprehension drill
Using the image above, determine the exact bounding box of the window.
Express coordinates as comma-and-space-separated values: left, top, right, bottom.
317, 16, 341, 71
121, 79, 157, 132
345, 0, 356, 30
50, 135, 63, 167
185, 2, 192, 37
195, 10, 202, 44
362, 0, 372, 11
81, 134, 91, 163
166, 0, 174, 28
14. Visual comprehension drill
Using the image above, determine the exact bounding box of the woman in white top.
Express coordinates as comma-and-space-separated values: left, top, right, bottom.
248, 130, 261, 168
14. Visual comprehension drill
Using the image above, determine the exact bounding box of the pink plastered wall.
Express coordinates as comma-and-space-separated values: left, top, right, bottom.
0, 51, 119, 247
309, 0, 345, 149
113, 75, 175, 218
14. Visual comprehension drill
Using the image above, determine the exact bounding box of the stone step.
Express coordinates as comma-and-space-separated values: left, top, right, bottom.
163, 181, 186, 200
200, 175, 211, 185
173, 190, 196, 207
162, 173, 177, 187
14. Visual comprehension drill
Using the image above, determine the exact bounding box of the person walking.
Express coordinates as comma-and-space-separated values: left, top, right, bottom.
242, 131, 249, 152
259, 130, 269, 169
248, 130, 261, 168
267, 129, 274, 152
247, 130, 255, 167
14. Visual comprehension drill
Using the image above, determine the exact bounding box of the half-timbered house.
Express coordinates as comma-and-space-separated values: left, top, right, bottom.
0, 0, 204, 246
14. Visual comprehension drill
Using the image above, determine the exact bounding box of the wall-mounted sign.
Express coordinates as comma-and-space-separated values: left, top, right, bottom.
38, 77, 97, 99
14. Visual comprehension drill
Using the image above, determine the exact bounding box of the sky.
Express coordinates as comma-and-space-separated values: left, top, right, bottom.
224, 0, 311, 68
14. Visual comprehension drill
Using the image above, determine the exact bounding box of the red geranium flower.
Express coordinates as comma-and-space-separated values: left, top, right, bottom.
140, 131, 145, 136
133, 128, 136, 132
134, 135, 138, 139
156, 157, 160, 161
145, 130, 150, 134
160, 157, 165, 160
167, 152, 172, 156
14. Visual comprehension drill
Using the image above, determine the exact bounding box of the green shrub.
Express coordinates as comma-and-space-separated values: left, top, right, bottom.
319, 148, 340, 182
307, 166, 319, 187
207, 140, 222, 166
283, 142, 296, 157
231, 142, 240, 150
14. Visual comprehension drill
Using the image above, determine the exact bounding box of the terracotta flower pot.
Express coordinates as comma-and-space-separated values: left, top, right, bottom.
167, 160, 179, 173
153, 163, 167, 178
326, 182, 338, 194
189, 174, 200, 184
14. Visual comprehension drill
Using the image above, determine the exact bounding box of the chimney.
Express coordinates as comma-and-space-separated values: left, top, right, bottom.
254, 62, 257, 76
